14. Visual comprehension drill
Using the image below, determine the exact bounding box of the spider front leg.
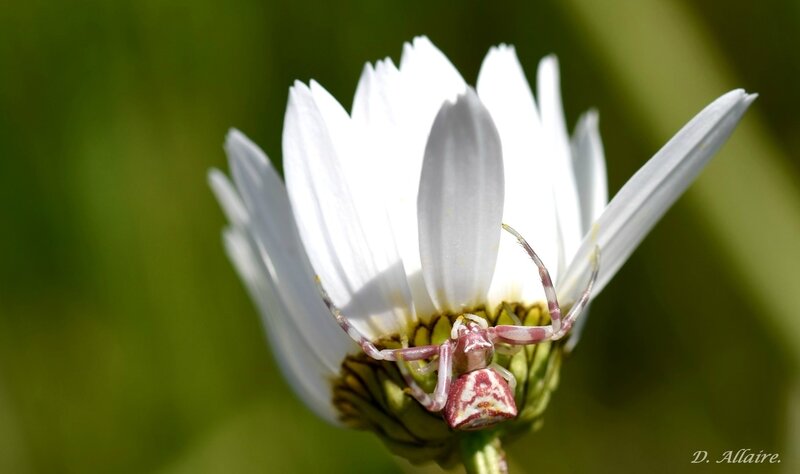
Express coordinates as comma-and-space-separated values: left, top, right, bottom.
493, 224, 600, 344
315, 276, 441, 362
558, 247, 600, 336
502, 223, 566, 333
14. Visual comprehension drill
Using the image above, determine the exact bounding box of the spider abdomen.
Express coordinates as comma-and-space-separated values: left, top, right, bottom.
444, 367, 517, 430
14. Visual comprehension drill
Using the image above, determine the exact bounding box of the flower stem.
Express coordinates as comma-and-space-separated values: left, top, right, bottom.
460, 431, 508, 474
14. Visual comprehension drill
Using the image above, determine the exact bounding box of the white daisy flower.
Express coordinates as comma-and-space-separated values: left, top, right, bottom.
209, 36, 754, 467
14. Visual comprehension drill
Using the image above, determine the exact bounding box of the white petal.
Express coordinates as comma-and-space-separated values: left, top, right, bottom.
283, 83, 414, 339
208, 168, 248, 228
211, 134, 360, 422
222, 130, 353, 362
352, 59, 402, 130
564, 111, 608, 351
417, 90, 504, 312
350, 60, 439, 319
350, 61, 407, 223
399, 36, 468, 141
345, 37, 470, 320
310, 80, 415, 316
396, 36, 468, 186
571, 110, 609, 234
477, 45, 561, 307
557, 90, 756, 305
223, 132, 353, 377
397, 36, 468, 315
222, 228, 339, 423
537, 55, 583, 276
309, 80, 361, 175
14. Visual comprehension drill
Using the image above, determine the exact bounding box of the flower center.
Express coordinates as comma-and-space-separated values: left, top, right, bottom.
330, 302, 564, 468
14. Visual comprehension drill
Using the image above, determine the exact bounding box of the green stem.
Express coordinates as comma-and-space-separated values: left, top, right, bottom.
460, 431, 507, 474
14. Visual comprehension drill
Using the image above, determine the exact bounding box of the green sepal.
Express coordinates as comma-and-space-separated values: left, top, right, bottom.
335, 388, 417, 443
380, 370, 452, 441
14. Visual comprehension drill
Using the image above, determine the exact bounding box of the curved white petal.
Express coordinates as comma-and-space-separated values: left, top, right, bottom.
210, 133, 360, 422
477, 45, 561, 308
208, 168, 248, 228
223, 133, 355, 369
571, 110, 609, 234
537, 56, 583, 276
418, 90, 504, 312
564, 111, 608, 351
557, 90, 756, 305
283, 83, 414, 339
222, 228, 338, 423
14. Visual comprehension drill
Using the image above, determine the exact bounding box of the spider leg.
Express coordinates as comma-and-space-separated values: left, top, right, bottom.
556, 246, 600, 338
315, 276, 440, 361
493, 303, 523, 355
494, 343, 523, 356
488, 245, 601, 344
489, 362, 517, 393
410, 358, 439, 376
489, 324, 553, 345
502, 223, 564, 333
502, 302, 523, 326
399, 337, 440, 376
397, 341, 454, 412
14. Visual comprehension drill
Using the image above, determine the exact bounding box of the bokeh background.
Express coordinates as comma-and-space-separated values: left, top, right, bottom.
1, 0, 798, 473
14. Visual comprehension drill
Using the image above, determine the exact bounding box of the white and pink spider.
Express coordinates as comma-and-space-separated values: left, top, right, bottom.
318, 223, 600, 431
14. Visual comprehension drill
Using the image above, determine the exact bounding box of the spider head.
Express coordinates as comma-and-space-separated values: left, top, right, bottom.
452, 316, 494, 374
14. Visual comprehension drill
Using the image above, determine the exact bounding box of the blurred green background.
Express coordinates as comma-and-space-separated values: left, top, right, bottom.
1, 0, 798, 473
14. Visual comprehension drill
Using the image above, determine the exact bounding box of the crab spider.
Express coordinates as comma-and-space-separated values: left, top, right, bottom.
317, 223, 600, 431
